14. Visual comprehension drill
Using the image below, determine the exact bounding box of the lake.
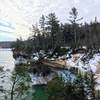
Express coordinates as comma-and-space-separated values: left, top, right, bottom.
0, 49, 15, 71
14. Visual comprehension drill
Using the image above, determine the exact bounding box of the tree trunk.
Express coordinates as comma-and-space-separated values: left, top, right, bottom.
11, 81, 16, 100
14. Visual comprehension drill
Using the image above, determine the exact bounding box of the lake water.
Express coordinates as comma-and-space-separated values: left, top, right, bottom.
0, 49, 15, 71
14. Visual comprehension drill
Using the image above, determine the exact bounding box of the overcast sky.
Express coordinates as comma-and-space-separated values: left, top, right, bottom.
0, 0, 100, 41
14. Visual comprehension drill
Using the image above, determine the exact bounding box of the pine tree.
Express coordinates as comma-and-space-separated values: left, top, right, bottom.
46, 13, 60, 49
68, 7, 83, 48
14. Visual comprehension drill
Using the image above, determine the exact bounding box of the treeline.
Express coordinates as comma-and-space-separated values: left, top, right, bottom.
13, 7, 100, 53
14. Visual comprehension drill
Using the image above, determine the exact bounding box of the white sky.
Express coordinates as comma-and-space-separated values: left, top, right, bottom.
0, 0, 100, 41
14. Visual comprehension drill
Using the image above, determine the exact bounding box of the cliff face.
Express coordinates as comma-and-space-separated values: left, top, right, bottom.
0, 41, 14, 48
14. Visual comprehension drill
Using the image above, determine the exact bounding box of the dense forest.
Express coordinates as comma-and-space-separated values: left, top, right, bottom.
13, 7, 100, 53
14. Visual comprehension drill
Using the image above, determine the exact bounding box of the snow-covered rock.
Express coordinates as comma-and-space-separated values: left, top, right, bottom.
32, 56, 39, 61
30, 73, 54, 85
15, 56, 27, 65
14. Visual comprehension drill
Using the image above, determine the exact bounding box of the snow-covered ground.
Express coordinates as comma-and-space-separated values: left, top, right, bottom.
65, 52, 100, 90
65, 53, 100, 72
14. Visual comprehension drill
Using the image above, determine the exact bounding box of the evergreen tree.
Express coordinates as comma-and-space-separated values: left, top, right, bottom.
46, 13, 60, 49
39, 15, 46, 34
68, 7, 83, 48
